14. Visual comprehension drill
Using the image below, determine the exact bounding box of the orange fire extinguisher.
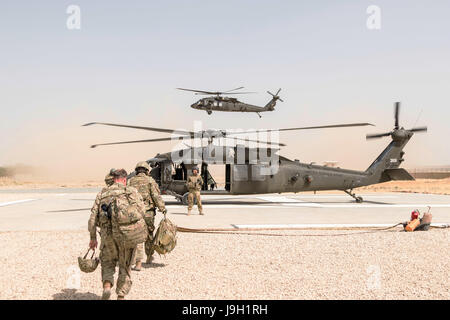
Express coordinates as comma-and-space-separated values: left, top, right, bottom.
405, 218, 421, 232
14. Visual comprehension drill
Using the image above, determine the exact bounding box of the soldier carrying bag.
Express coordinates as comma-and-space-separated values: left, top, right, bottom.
111, 188, 148, 248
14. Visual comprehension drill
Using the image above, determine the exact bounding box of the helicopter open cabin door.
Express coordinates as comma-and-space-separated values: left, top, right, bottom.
230, 164, 271, 195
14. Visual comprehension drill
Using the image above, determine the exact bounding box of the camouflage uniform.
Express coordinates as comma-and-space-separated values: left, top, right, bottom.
88, 182, 145, 297
128, 172, 166, 262
186, 174, 203, 214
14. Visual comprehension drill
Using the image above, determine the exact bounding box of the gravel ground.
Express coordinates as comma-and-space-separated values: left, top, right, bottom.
0, 228, 448, 300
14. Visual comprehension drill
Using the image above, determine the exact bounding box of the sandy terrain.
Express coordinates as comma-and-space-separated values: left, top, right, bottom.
0, 228, 448, 300
358, 178, 450, 195
0, 177, 103, 189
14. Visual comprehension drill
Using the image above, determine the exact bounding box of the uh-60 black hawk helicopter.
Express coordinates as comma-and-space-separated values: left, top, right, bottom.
177, 87, 283, 117
84, 102, 426, 204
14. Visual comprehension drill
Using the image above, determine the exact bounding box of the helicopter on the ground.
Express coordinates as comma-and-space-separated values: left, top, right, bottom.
83, 102, 426, 204
177, 87, 283, 117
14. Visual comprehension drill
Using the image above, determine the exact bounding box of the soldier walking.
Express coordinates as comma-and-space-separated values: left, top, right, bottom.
128, 161, 166, 270
186, 166, 204, 216
88, 169, 146, 300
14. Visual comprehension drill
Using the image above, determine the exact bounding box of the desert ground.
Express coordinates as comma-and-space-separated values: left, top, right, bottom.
0, 188, 449, 300
0, 228, 448, 300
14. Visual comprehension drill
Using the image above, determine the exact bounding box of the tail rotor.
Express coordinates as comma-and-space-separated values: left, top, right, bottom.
366, 102, 427, 140
267, 88, 283, 102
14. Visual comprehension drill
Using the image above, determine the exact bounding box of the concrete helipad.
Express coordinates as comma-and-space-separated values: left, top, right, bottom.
1, 189, 449, 231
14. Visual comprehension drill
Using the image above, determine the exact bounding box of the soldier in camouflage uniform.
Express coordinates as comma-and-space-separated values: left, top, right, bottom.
186, 166, 204, 215
88, 169, 145, 300
128, 161, 166, 269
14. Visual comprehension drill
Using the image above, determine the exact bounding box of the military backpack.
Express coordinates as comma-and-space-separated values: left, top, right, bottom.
111, 188, 148, 248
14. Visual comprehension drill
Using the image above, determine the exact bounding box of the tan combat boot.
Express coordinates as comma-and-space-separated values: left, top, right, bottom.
146, 255, 153, 264
117, 295, 125, 300
199, 211, 204, 215
132, 261, 142, 271
187, 209, 192, 216
102, 281, 112, 300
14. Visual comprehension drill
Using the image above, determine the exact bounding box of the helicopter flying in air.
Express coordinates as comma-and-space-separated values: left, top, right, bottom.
84, 102, 426, 204
177, 87, 283, 117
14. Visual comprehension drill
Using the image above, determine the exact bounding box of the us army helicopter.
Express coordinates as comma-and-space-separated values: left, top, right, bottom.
177, 87, 282, 117
84, 102, 426, 204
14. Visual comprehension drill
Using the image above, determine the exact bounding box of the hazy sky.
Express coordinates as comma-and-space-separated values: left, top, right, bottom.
1, 1, 449, 180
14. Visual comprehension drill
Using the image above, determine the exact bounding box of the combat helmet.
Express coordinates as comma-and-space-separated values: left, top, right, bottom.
104, 173, 114, 186
135, 161, 150, 172
78, 249, 100, 273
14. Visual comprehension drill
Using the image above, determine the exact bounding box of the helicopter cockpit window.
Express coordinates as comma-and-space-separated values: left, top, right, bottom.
233, 165, 248, 181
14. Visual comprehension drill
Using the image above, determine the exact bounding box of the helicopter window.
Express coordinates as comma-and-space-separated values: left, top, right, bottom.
233, 165, 248, 181
213, 101, 219, 107
218, 102, 223, 107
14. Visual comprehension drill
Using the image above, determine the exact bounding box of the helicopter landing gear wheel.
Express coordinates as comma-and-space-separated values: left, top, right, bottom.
344, 189, 363, 203
182, 193, 189, 205
182, 192, 198, 206
206, 110, 212, 115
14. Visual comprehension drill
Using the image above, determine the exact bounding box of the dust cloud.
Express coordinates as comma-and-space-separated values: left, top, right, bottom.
2, 111, 177, 183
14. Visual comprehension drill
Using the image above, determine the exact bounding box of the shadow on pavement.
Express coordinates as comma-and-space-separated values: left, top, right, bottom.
142, 262, 166, 269
53, 288, 100, 300
46, 208, 90, 213
169, 212, 191, 216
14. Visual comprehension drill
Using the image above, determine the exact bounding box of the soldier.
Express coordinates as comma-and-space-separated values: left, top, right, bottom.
128, 161, 166, 270
87, 168, 116, 298
186, 166, 204, 216
88, 168, 145, 300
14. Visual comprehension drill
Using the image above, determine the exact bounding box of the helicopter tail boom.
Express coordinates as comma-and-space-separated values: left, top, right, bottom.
364, 138, 412, 185
362, 102, 427, 185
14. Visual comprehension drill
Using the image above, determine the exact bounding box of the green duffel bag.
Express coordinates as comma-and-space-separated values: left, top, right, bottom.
153, 216, 177, 255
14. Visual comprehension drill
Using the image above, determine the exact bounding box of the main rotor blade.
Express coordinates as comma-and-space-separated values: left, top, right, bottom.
90, 136, 188, 148
409, 126, 427, 133
366, 132, 392, 139
82, 122, 194, 136
227, 123, 374, 135
224, 86, 245, 93
177, 88, 221, 95
395, 102, 400, 129
225, 137, 286, 147
194, 92, 256, 95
